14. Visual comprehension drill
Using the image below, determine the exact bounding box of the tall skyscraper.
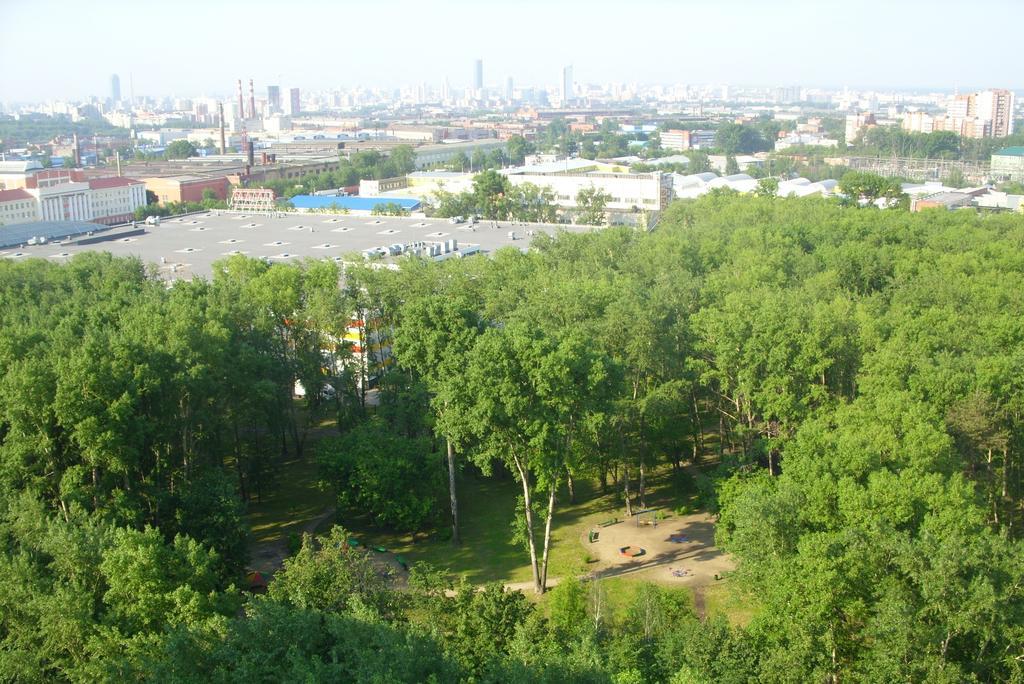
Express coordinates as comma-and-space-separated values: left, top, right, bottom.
561, 65, 573, 105
267, 85, 281, 112
474, 59, 483, 91
505, 76, 514, 102
289, 88, 301, 115
110, 74, 121, 103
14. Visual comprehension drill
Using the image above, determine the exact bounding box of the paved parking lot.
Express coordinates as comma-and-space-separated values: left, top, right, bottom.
2, 212, 597, 279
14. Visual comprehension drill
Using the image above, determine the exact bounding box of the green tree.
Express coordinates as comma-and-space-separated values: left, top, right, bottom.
456, 325, 614, 593
370, 201, 410, 216
838, 170, 906, 206
506, 135, 535, 165
716, 122, 769, 154
472, 169, 512, 219
389, 145, 417, 174
507, 182, 557, 223
575, 186, 611, 225
269, 526, 401, 618
318, 417, 443, 535
391, 268, 489, 545
755, 177, 779, 197
164, 140, 198, 159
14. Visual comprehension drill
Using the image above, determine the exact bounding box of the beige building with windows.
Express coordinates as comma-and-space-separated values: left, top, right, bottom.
503, 158, 672, 222
0, 167, 146, 226
0, 188, 41, 225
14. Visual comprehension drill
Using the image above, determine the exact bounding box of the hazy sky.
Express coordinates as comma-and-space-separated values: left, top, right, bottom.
1, 0, 1021, 102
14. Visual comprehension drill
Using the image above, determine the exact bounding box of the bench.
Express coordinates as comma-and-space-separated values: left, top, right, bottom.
588, 530, 600, 543
598, 518, 619, 528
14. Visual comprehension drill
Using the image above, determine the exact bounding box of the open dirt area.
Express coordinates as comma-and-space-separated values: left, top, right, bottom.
582, 510, 735, 588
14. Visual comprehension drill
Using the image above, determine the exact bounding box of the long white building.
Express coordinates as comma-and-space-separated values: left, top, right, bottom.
503, 158, 672, 221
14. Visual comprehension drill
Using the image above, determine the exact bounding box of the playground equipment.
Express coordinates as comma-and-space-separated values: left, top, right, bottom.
634, 509, 659, 527
669, 533, 689, 543
619, 546, 645, 558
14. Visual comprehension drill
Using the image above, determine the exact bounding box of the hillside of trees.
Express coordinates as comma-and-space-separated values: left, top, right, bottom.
2, 194, 1023, 681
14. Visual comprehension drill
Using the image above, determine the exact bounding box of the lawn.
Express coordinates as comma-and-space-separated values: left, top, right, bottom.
246, 455, 335, 548
244, 401, 340, 549
702, 581, 759, 627
326, 462, 704, 586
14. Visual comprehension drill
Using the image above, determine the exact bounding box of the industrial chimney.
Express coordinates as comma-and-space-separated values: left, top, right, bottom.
247, 140, 255, 168
236, 79, 244, 121
72, 133, 81, 167
248, 79, 256, 120
218, 101, 226, 154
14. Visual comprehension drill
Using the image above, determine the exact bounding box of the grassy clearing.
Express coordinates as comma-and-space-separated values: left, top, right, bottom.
244, 400, 340, 548
247, 412, 756, 625
246, 455, 334, 547
702, 581, 759, 627
328, 463, 703, 585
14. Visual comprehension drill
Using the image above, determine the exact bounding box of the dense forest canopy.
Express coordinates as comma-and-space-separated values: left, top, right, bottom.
2, 195, 1023, 681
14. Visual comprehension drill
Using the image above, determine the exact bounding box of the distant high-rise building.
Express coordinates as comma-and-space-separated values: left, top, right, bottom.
442, 78, 450, 103
473, 59, 483, 91
289, 88, 301, 115
773, 85, 800, 104
267, 85, 281, 112
940, 88, 1016, 139
973, 89, 1015, 138
110, 74, 121, 103
505, 76, 514, 102
561, 65, 573, 105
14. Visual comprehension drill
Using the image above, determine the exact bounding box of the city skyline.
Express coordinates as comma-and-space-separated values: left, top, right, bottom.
1, 0, 1023, 103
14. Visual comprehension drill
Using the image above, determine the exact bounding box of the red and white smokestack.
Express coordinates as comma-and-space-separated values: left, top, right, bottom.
248, 79, 256, 120
236, 79, 244, 120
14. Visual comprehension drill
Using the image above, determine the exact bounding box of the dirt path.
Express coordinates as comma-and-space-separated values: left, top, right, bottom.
693, 586, 707, 619
249, 505, 336, 575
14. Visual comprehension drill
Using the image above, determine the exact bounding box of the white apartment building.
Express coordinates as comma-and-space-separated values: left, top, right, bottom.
87, 177, 148, 224
0, 189, 42, 225
35, 180, 93, 222
973, 89, 1015, 138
